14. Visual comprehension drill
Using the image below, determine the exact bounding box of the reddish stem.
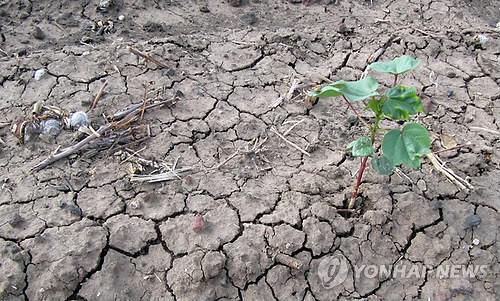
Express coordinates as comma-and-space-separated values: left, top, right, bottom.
349, 156, 369, 208
342, 96, 369, 128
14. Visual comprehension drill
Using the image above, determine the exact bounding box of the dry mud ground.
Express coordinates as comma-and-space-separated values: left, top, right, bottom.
0, 0, 499, 300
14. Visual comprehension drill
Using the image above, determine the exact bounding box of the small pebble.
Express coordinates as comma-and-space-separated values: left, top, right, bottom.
477, 34, 488, 46
192, 214, 205, 233
98, 0, 113, 11
446, 71, 456, 78
241, 12, 257, 25
34, 69, 46, 81
69, 111, 90, 129
118, 15, 125, 21
199, 5, 210, 13
40, 119, 62, 138
8, 213, 24, 227
32, 26, 45, 40
416, 179, 427, 191
60, 203, 82, 216
464, 214, 481, 229
347, 115, 358, 127
472, 238, 480, 246
447, 90, 454, 97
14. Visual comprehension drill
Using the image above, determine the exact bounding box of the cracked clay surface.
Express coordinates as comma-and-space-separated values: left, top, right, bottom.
0, 0, 499, 300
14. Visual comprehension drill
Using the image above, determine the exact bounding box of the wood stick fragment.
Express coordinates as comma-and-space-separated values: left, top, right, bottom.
336, 208, 356, 214
212, 150, 239, 170
283, 119, 305, 136
88, 125, 102, 137
140, 84, 149, 120
374, 18, 391, 24
162, 162, 182, 180
33, 97, 174, 171
130, 167, 192, 183
109, 97, 176, 121
275, 253, 303, 270
469, 126, 500, 136
91, 81, 108, 110
128, 46, 168, 68
432, 143, 472, 154
461, 27, 500, 35
0, 47, 9, 57
271, 127, 310, 157
121, 147, 147, 164
394, 167, 413, 184
32, 124, 111, 171
411, 26, 446, 39
426, 153, 473, 190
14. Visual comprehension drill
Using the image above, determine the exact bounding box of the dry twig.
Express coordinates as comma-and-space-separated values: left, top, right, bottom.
274, 253, 303, 270
469, 126, 500, 136
32, 98, 175, 171
433, 143, 473, 154
283, 119, 305, 136
33, 125, 111, 171
130, 167, 192, 183
461, 27, 500, 35
212, 136, 269, 170
0, 47, 9, 57
394, 168, 413, 184
91, 81, 108, 110
271, 127, 310, 157
426, 153, 474, 190
128, 46, 168, 68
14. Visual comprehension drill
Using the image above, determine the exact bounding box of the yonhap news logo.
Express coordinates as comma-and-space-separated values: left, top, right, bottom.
317, 255, 349, 288
317, 256, 489, 288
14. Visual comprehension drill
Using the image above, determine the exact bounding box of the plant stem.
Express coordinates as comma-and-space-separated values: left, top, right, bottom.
348, 107, 382, 209
393, 74, 398, 86
342, 96, 370, 128
349, 156, 369, 208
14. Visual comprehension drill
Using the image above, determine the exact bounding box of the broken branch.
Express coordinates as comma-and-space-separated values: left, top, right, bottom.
128, 46, 168, 68
130, 167, 192, 183
91, 81, 108, 110
33, 98, 174, 171
32, 124, 111, 171
271, 127, 310, 157
274, 253, 303, 270
469, 126, 500, 136
426, 153, 474, 190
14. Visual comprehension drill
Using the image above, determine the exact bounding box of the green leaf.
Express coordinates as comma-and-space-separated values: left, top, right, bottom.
340, 77, 379, 102
307, 77, 379, 102
372, 156, 394, 175
307, 83, 345, 98
367, 98, 384, 117
347, 136, 374, 157
369, 55, 420, 75
382, 123, 431, 169
383, 86, 424, 120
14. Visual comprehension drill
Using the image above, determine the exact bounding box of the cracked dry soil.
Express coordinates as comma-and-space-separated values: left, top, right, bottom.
0, 0, 499, 300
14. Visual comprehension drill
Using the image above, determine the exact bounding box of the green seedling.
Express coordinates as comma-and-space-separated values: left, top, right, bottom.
308, 55, 431, 208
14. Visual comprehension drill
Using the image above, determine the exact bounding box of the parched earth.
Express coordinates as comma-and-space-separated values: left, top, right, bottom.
0, 0, 499, 300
